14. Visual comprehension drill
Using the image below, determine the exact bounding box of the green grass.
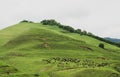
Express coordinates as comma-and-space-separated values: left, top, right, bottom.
0, 22, 120, 77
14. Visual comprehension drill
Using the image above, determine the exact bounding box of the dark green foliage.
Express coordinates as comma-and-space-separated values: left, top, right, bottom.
75, 29, 82, 34
41, 19, 60, 26
113, 63, 120, 72
41, 19, 75, 32
63, 26, 75, 32
82, 30, 87, 35
114, 66, 120, 72
58, 25, 64, 28
20, 20, 29, 23
34, 73, 39, 77
99, 43, 104, 49
87, 32, 93, 36
20, 20, 34, 23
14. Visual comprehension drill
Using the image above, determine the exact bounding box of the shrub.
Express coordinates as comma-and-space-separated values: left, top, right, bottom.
99, 43, 104, 49
34, 73, 39, 76
82, 30, 87, 35
41, 19, 60, 26
20, 20, 29, 23
41, 19, 75, 32
63, 26, 75, 32
20, 20, 34, 23
87, 32, 93, 36
58, 25, 64, 28
75, 29, 82, 34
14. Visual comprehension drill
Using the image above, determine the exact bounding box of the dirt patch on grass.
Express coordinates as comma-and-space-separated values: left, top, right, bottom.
42, 42, 51, 49
40, 37, 48, 41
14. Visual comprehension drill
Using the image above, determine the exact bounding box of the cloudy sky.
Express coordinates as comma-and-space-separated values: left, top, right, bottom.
0, 0, 120, 38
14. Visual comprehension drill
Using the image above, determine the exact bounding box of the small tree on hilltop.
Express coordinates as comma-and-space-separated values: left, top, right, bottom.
20, 20, 34, 23
63, 26, 75, 32
82, 30, 87, 35
20, 20, 29, 23
41, 19, 60, 26
87, 32, 93, 36
75, 29, 82, 34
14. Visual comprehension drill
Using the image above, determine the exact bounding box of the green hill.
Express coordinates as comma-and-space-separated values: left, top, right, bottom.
0, 22, 120, 77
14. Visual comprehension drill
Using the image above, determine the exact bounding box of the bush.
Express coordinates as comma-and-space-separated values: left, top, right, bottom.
82, 30, 87, 35
34, 73, 39, 76
41, 19, 75, 32
87, 32, 93, 36
63, 26, 75, 32
58, 25, 64, 28
41, 19, 60, 26
99, 43, 104, 49
20, 20, 34, 23
75, 29, 82, 34
20, 20, 29, 23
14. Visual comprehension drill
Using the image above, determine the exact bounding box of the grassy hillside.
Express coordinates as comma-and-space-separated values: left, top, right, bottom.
0, 22, 120, 77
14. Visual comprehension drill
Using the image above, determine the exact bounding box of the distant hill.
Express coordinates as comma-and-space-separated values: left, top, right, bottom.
105, 37, 120, 43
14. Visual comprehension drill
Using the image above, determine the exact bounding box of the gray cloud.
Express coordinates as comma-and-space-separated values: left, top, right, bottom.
0, 0, 120, 38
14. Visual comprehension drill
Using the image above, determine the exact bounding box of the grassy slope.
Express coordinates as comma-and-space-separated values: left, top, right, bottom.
0, 22, 120, 77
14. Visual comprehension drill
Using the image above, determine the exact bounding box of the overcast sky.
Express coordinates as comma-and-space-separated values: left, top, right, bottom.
0, 0, 120, 38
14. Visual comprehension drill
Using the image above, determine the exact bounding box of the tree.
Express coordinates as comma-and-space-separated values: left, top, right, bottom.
99, 43, 104, 49
75, 29, 82, 34
20, 20, 29, 23
63, 26, 75, 32
41, 19, 76, 33
58, 25, 64, 28
41, 19, 60, 26
82, 30, 87, 35
87, 32, 93, 36
20, 20, 34, 23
